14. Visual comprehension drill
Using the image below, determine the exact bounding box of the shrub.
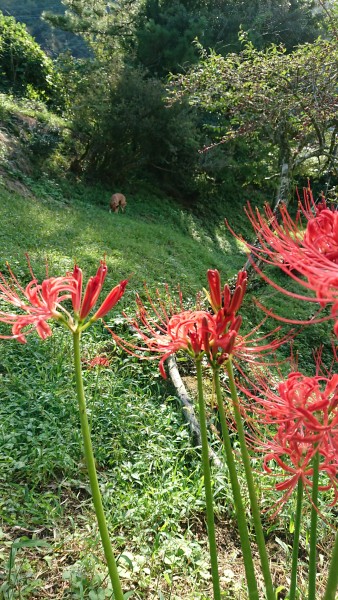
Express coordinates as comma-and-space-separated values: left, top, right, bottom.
0, 11, 59, 104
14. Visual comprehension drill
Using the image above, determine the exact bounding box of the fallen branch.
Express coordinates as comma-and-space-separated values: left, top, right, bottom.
166, 355, 223, 468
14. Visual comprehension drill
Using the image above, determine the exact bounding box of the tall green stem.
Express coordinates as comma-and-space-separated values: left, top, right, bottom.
308, 450, 319, 600
323, 529, 338, 600
214, 368, 259, 600
196, 359, 221, 600
73, 331, 124, 600
226, 360, 275, 600
289, 479, 304, 600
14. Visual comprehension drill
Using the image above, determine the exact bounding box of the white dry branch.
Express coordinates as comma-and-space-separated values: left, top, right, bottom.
166, 355, 223, 468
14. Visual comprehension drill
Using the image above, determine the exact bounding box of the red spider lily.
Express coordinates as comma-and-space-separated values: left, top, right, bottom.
246, 371, 338, 431
0, 259, 128, 342
206, 269, 247, 316
207, 269, 222, 312
0, 262, 76, 342
83, 355, 111, 369
111, 270, 290, 377
127, 306, 236, 377
262, 431, 337, 512
241, 368, 338, 511
227, 187, 338, 334
70, 261, 128, 321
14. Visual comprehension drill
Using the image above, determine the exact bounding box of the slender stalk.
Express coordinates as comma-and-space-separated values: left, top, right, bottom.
322, 529, 338, 600
214, 368, 259, 600
289, 479, 304, 600
308, 450, 319, 600
195, 359, 221, 600
226, 360, 275, 600
72, 330, 124, 600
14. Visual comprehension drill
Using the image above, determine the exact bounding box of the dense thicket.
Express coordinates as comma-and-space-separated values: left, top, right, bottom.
1, 0, 336, 202
134, 0, 322, 77
172, 34, 338, 202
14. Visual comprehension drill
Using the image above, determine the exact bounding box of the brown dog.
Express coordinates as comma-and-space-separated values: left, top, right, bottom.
109, 193, 127, 213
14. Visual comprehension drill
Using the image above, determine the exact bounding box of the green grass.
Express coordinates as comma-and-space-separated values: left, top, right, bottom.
0, 99, 337, 599
0, 180, 246, 297
0, 324, 237, 599
0, 174, 242, 598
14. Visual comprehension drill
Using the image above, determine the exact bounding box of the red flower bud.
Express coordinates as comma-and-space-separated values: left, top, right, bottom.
207, 269, 222, 312
93, 280, 128, 320
72, 265, 83, 313
79, 262, 107, 319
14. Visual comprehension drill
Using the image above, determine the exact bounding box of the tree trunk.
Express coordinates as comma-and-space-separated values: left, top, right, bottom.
243, 124, 292, 276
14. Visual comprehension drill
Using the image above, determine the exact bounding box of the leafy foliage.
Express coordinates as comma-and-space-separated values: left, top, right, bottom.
56, 53, 202, 191
134, 0, 207, 77
0, 11, 60, 104
134, 0, 323, 77
171, 35, 338, 194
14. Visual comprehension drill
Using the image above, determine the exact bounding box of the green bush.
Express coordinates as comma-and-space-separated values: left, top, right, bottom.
0, 11, 59, 104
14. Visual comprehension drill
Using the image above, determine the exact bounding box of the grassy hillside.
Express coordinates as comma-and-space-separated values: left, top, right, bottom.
0, 98, 336, 600
0, 119, 254, 599
0, 182, 246, 296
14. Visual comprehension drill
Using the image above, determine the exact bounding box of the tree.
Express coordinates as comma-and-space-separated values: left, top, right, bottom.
133, 0, 323, 78
62, 59, 201, 190
171, 35, 338, 202
43, 0, 141, 59
134, 0, 207, 77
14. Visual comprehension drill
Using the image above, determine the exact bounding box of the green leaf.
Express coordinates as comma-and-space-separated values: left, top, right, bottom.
12, 538, 50, 549
118, 554, 134, 571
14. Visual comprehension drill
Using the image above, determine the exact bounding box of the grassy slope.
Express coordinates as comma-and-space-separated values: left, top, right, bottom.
0, 182, 246, 295
0, 177, 252, 599
0, 102, 335, 599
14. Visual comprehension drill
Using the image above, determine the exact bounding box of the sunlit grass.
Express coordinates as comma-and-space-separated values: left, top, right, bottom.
0, 111, 336, 597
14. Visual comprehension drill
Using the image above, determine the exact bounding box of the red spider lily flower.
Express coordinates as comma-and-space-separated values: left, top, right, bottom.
71, 264, 83, 313
206, 269, 247, 316
131, 308, 219, 377
262, 431, 337, 513
78, 261, 108, 319
92, 280, 128, 321
247, 372, 338, 430
110, 286, 236, 377
241, 367, 338, 511
110, 272, 290, 378
0, 259, 128, 342
0, 262, 77, 342
207, 269, 222, 312
83, 355, 111, 369
227, 187, 338, 334
70, 261, 128, 322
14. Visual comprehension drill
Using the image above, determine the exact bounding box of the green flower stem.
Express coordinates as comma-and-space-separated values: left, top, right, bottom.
308, 450, 319, 600
289, 479, 304, 600
225, 360, 275, 600
214, 368, 259, 600
196, 359, 221, 600
73, 330, 124, 600
323, 529, 338, 600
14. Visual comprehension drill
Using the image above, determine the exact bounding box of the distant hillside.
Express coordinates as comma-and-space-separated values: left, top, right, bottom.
0, 0, 89, 57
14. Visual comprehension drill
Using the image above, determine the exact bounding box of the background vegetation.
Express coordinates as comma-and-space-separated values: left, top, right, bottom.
0, 1, 337, 597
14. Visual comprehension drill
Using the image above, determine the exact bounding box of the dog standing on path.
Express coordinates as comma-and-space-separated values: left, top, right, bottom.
109, 193, 127, 213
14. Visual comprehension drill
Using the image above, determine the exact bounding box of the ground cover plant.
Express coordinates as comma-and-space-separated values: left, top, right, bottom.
0, 176, 252, 599
0, 174, 337, 599
0, 5, 337, 597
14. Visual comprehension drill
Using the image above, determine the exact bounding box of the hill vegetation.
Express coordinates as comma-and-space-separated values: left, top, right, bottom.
0, 3, 337, 599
